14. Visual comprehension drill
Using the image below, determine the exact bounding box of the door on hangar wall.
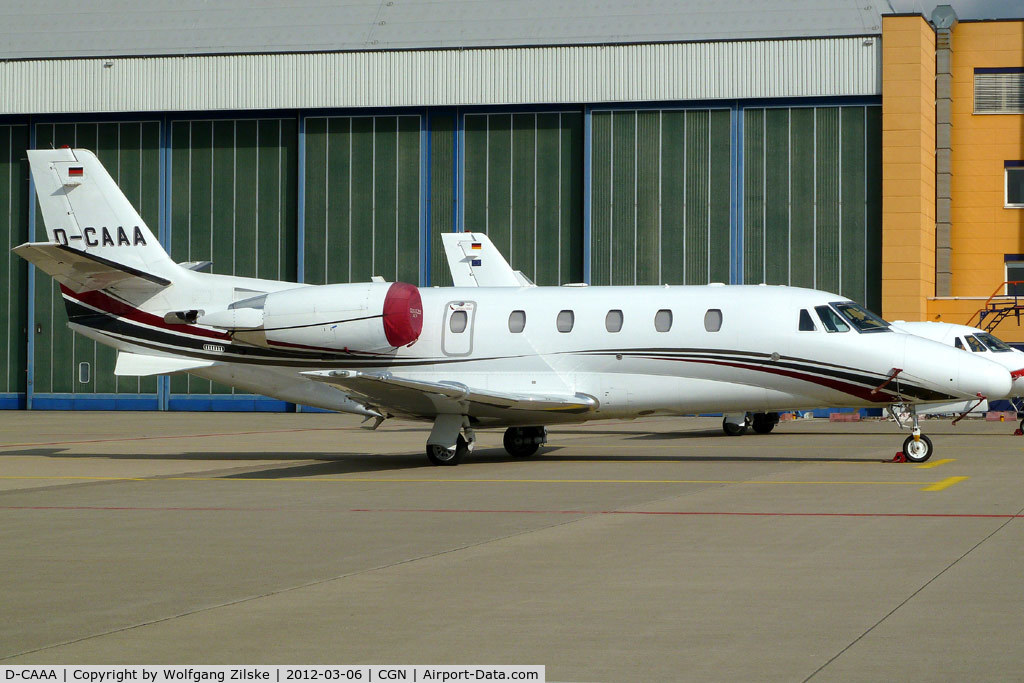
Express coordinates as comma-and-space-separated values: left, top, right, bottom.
168, 118, 298, 405
303, 115, 421, 288
1, 124, 29, 408
743, 106, 882, 312
589, 108, 732, 286
31, 121, 161, 408
462, 112, 585, 286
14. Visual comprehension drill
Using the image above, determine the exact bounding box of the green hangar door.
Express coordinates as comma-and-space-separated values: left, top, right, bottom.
590, 109, 731, 286
32, 122, 161, 408
743, 106, 882, 312
1, 125, 29, 407
169, 119, 298, 403
303, 116, 421, 287
463, 113, 584, 286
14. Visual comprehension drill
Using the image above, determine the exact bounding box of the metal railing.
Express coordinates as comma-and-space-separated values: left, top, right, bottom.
966, 281, 1024, 330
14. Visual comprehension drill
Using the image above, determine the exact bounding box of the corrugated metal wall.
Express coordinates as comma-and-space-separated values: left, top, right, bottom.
32, 122, 161, 407
590, 109, 732, 285
463, 112, 584, 285
742, 105, 882, 311
429, 114, 455, 287
303, 115, 421, 286
168, 118, 298, 399
1, 125, 28, 405
0, 38, 882, 114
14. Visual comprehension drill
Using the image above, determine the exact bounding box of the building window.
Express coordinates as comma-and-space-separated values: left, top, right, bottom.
1007, 163, 1024, 208
508, 310, 526, 333
605, 310, 623, 333
654, 309, 673, 332
974, 68, 1024, 114
1006, 256, 1024, 295
556, 310, 574, 333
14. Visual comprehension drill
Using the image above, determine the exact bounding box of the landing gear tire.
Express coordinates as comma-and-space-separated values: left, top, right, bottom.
503, 426, 546, 457
751, 412, 779, 434
901, 434, 934, 463
426, 434, 470, 466
722, 417, 747, 436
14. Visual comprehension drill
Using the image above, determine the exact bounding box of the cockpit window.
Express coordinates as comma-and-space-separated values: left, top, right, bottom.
798, 309, 816, 331
954, 337, 965, 350
831, 302, 891, 333
815, 305, 849, 333
965, 335, 988, 353
975, 332, 1014, 352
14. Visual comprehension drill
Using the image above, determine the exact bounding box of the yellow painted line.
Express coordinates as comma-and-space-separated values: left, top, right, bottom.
0, 475, 940, 486
915, 458, 955, 469
921, 476, 969, 492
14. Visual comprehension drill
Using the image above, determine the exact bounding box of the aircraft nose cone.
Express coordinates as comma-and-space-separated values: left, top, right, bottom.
958, 353, 1013, 400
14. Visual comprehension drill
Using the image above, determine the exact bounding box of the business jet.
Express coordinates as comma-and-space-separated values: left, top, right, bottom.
14, 149, 1014, 466
891, 321, 1024, 431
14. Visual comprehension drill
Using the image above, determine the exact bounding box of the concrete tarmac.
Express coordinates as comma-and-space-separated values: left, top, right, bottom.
1, 411, 1023, 681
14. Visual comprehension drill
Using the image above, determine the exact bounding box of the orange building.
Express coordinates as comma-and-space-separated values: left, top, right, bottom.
882, 13, 1024, 340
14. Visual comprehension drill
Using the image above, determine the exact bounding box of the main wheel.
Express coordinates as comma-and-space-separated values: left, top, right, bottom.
901, 434, 934, 463
426, 434, 470, 466
722, 417, 747, 436
503, 426, 544, 457
751, 412, 779, 434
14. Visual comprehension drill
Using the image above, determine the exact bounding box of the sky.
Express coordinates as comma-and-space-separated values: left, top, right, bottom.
887, 0, 1024, 20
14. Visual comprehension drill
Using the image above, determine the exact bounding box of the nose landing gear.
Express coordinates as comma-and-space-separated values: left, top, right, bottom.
889, 404, 934, 463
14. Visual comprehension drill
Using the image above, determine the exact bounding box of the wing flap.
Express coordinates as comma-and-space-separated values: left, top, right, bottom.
303, 370, 597, 416
13, 242, 170, 293
115, 351, 216, 377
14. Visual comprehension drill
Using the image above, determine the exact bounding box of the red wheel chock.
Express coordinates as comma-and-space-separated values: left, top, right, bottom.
1014, 429, 1023, 436
890, 451, 907, 463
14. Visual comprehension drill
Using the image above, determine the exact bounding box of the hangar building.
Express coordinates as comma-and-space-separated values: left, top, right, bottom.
0, 1, 1018, 411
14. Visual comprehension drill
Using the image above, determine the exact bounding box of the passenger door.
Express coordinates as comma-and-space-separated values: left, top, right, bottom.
442, 301, 476, 356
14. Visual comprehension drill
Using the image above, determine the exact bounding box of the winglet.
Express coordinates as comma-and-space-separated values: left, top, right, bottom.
441, 232, 527, 287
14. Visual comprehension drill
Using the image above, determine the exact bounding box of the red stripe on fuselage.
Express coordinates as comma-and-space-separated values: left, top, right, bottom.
60, 286, 232, 341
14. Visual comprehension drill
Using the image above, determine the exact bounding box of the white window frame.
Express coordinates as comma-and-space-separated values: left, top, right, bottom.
1005, 165, 1024, 208
1005, 260, 1024, 295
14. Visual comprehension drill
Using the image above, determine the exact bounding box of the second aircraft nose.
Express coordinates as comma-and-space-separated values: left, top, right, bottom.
957, 352, 1013, 400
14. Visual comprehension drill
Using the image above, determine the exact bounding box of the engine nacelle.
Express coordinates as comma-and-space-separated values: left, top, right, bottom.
233, 281, 422, 354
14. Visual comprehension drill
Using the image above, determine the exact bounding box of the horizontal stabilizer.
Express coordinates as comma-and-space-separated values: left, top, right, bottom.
114, 351, 216, 377
303, 369, 597, 416
13, 242, 170, 293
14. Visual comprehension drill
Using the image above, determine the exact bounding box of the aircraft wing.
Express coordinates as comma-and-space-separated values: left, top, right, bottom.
441, 232, 532, 287
13, 242, 170, 293
114, 351, 217, 376
302, 369, 597, 417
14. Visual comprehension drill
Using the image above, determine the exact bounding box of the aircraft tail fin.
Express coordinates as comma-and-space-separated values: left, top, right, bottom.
441, 232, 528, 287
22, 148, 181, 287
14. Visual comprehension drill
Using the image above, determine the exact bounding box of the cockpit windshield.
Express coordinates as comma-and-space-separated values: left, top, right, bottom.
965, 335, 987, 353
974, 332, 1015, 353
831, 302, 891, 333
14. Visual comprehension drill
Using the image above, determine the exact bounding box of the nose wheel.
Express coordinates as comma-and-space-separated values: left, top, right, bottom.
889, 405, 934, 463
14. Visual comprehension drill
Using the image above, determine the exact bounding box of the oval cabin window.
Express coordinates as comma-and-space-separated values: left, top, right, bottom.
449, 310, 468, 333
556, 310, 575, 333
606, 310, 623, 333
508, 310, 526, 333
654, 309, 673, 332
704, 309, 722, 332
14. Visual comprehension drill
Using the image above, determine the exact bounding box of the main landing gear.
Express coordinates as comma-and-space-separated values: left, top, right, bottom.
889, 404, 934, 463
424, 415, 548, 465
722, 412, 779, 436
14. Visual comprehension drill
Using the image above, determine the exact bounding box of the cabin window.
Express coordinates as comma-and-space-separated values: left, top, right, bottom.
815, 305, 849, 333
703, 309, 721, 333
449, 310, 468, 333
965, 335, 987, 353
654, 309, 673, 332
508, 310, 526, 333
556, 310, 575, 333
798, 309, 816, 331
606, 310, 623, 333
955, 337, 965, 350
